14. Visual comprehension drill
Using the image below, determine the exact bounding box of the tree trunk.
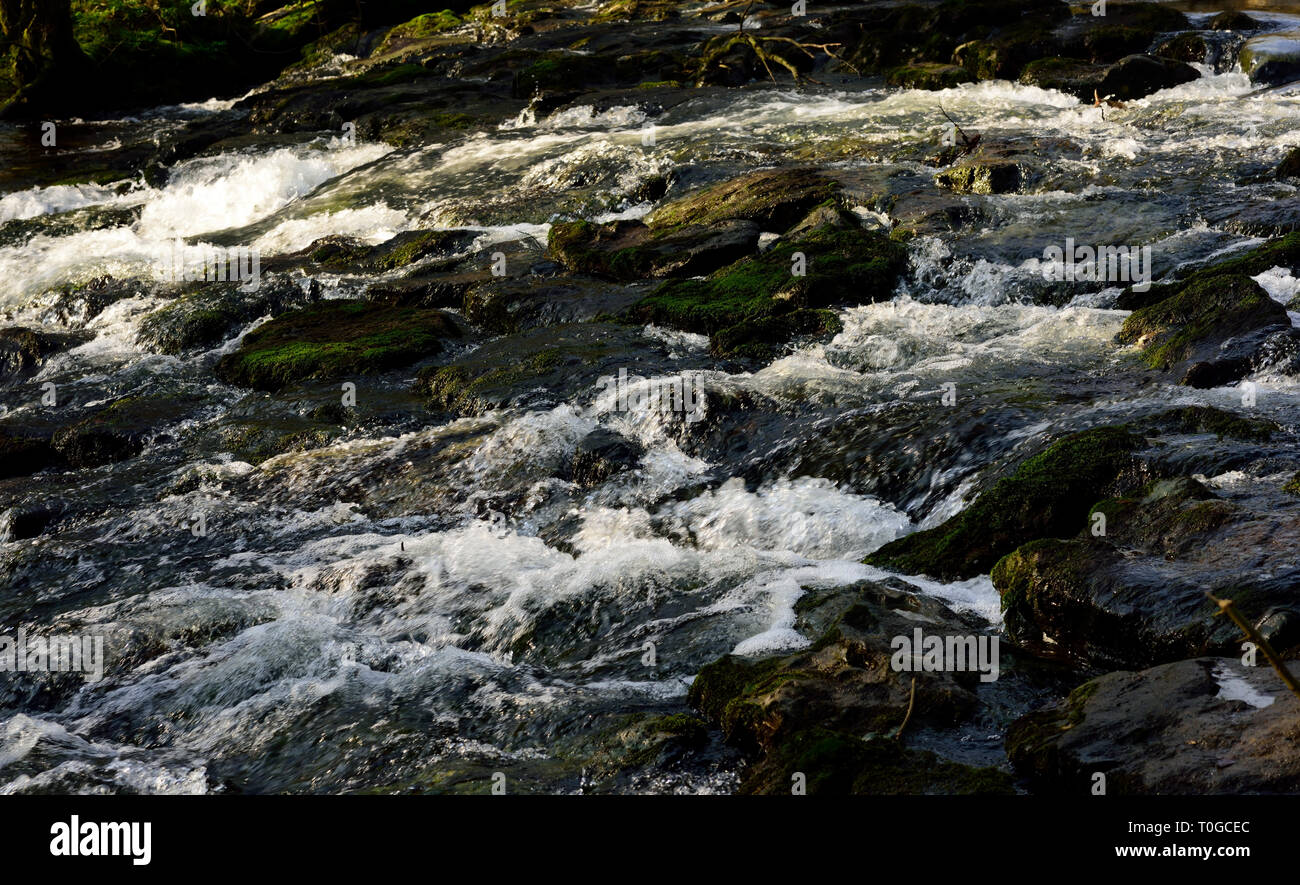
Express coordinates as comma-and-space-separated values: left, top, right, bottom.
0, 0, 88, 118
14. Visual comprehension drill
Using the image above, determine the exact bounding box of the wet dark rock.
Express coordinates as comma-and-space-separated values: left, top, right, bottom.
50, 395, 185, 468
885, 63, 975, 90
300, 229, 481, 275
1055, 2, 1190, 64
689, 578, 1024, 795
1278, 147, 1300, 181
566, 428, 643, 486
993, 477, 1300, 668
1096, 53, 1198, 100
215, 300, 462, 391
415, 322, 701, 417
1240, 32, 1300, 87
1210, 11, 1259, 32
0, 432, 62, 478
1153, 32, 1211, 64
1022, 53, 1197, 101
1214, 196, 1300, 239
243, 71, 527, 146
1180, 326, 1300, 389
934, 141, 1040, 195
1008, 658, 1300, 794
867, 426, 1146, 581
136, 276, 320, 355
630, 225, 907, 358
463, 275, 648, 334
647, 167, 840, 233
1019, 57, 1107, 100
1144, 405, 1278, 443
849, 0, 1070, 82
547, 218, 760, 281
216, 417, 344, 464
363, 239, 541, 308
0, 327, 91, 381
0, 501, 68, 541
1117, 273, 1290, 385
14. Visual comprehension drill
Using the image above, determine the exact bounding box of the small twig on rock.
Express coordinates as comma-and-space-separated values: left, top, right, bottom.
1208, 592, 1300, 701
939, 104, 980, 158
892, 676, 917, 741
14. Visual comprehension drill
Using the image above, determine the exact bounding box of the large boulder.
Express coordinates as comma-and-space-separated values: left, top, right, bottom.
215, 300, 462, 391
993, 475, 1300, 669
866, 426, 1146, 581
1009, 658, 1300, 794
1241, 31, 1300, 86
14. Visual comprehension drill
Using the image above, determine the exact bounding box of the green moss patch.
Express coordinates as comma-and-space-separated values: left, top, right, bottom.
866, 426, 1145, 580
216, 300, 460, 391
630, 226, 906, 358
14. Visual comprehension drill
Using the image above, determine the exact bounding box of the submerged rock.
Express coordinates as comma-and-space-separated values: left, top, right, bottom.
50, 395, 185, 468
566, 428, 643, 486
462, 275, 648, 334
414, 322, 701, 417
0, 327, 91, 381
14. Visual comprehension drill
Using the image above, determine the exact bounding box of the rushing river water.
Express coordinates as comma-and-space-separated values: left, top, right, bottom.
1, 1, 1299, 793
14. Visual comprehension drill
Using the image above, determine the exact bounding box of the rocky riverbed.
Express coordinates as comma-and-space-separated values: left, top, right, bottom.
1, 0, 1299, 795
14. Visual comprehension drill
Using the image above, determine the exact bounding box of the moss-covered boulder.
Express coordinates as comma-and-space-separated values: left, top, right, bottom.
885, 63, 975, 90
546, 218, 760, 281
993, 475, 1300, 668
1116, 273, 1289, 385
216, 300, 461, 391
1008, 659, 1300, 794
137, 277, 319, 355
415, 322, 700, 417
646, 168, 840, 233
688, 578, 1023, 795
630, 226, 907, 358
866, 426, 1145, 580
